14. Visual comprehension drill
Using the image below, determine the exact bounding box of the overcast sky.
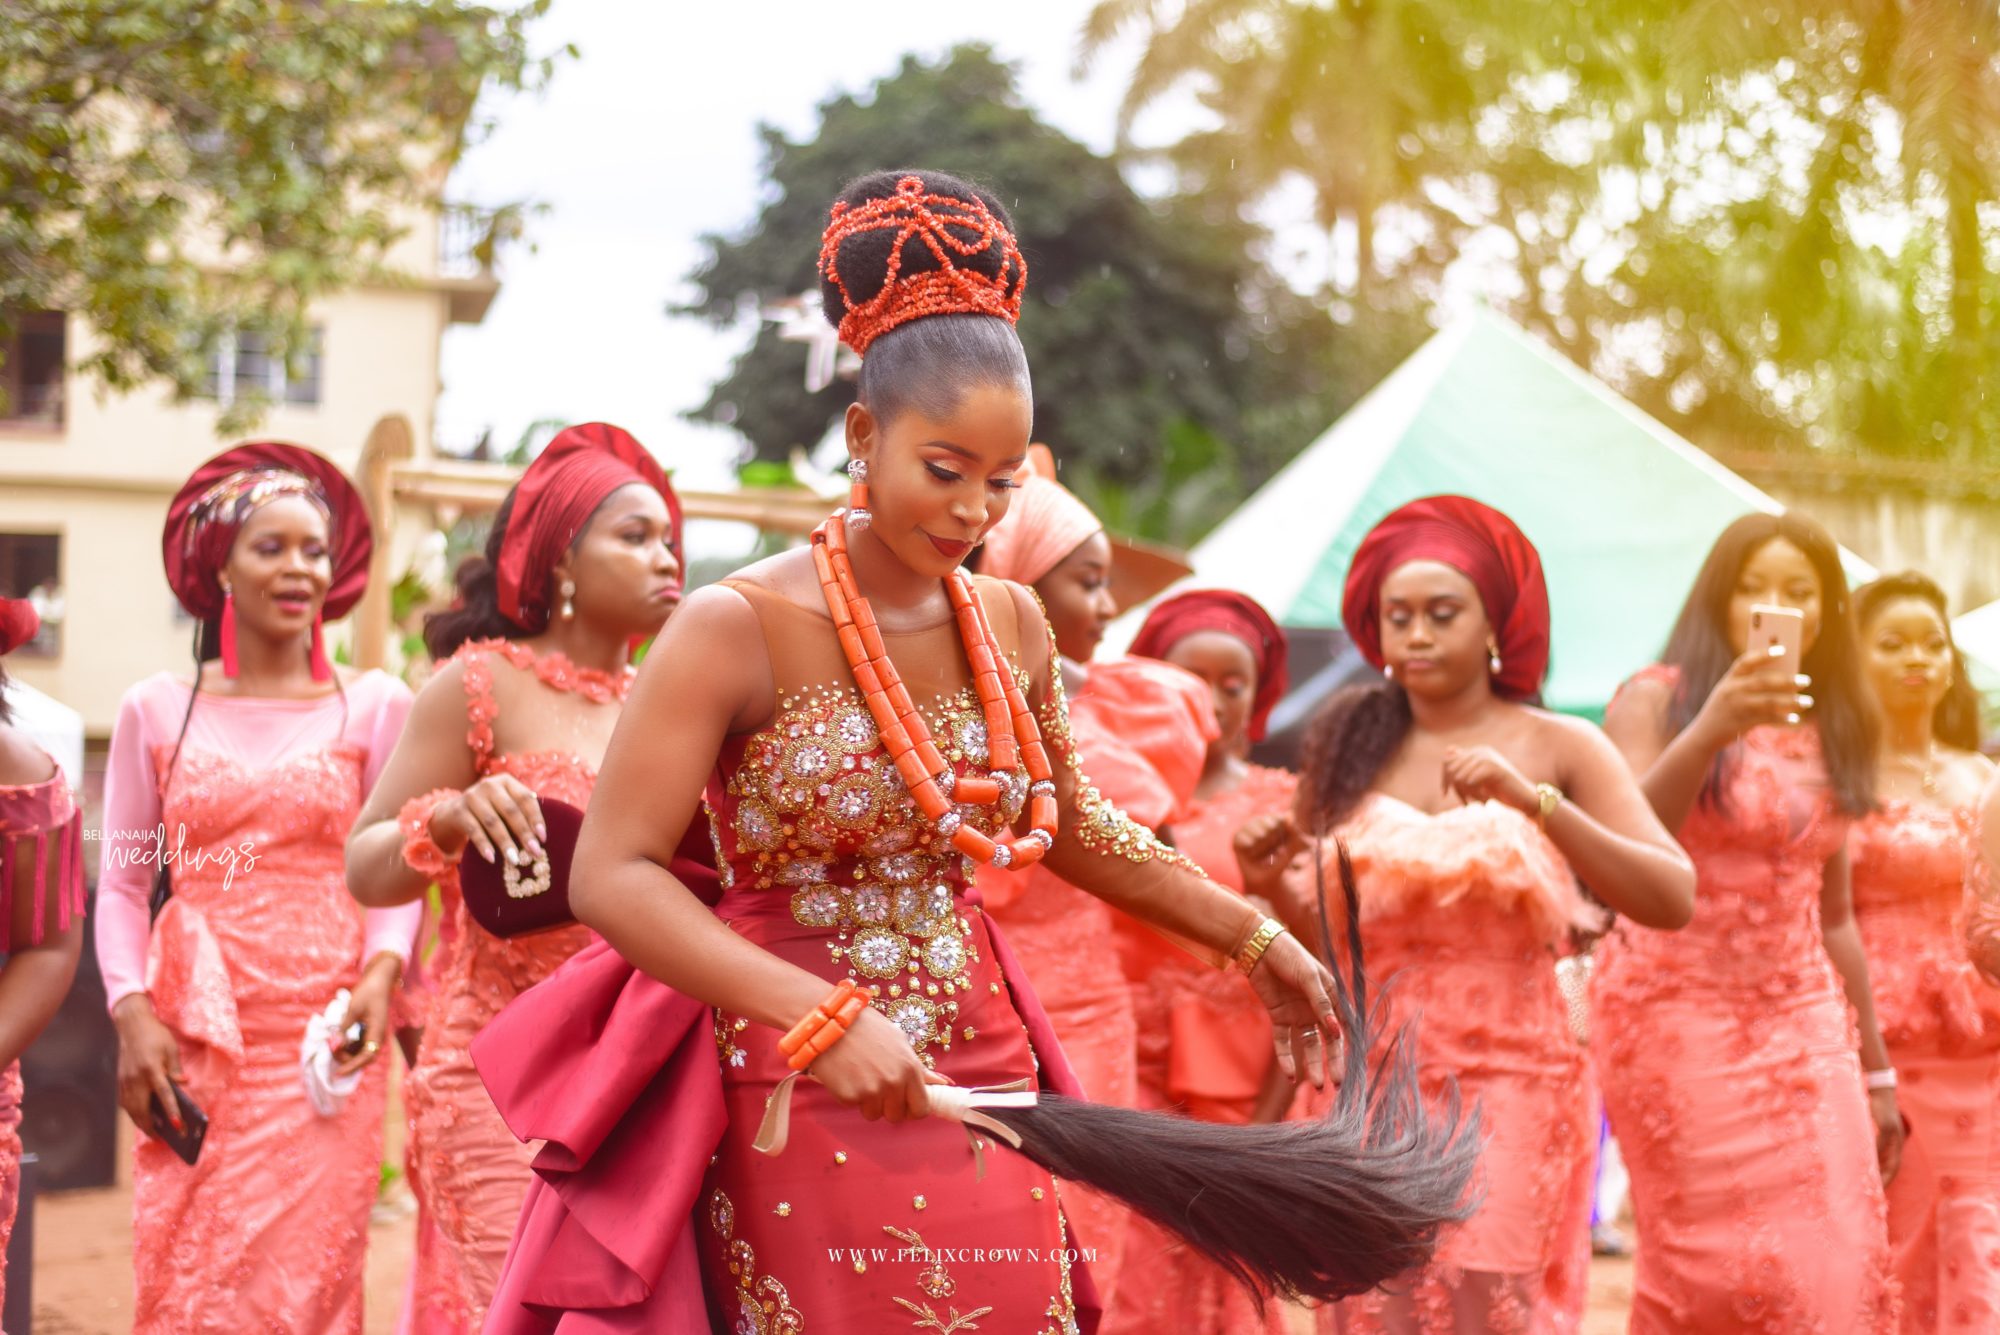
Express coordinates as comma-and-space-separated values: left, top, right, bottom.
435, 1, 1174, 493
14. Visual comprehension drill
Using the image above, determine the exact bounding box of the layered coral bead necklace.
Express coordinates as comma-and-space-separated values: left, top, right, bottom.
810, 515, 1058, 869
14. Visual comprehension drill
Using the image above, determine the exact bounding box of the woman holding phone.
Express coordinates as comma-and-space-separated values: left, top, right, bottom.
97, 444, 419, 1333
1595, 511, 1900, 1332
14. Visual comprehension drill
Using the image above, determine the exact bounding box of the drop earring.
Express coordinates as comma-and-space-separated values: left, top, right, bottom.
219, 582, 241, 678
559, 579, 576, 622
845, 458, 872, 531
1487, 641, 1503, 676
1383, 663, 1397, 682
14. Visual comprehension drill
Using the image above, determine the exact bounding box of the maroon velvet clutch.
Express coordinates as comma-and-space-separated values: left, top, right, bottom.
459, 798, 584, 939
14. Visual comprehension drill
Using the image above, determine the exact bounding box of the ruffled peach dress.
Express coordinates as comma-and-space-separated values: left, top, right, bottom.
983, 654, 1214, 1304
1851, 800, 2000, 1331
1592, 668, 1895, 1333
1104, 763, 1292, 1335
1308, 794, 1599, 1333
397, 640, 622, 1333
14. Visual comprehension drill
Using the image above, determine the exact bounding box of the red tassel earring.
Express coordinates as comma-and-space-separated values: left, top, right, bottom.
845, 458, 872, 531
219, 585, 241, 678
308, 613, 331, 682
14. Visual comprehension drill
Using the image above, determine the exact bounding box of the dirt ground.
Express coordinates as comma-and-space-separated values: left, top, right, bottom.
21, 1093, 1636, 1333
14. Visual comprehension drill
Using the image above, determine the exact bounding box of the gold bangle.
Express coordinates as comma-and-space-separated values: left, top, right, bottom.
1535, 783, 1564, 831
1232, 917, 1287, 975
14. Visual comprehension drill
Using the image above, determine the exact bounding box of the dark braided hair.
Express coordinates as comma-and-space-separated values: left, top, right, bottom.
1855, 571, 1984, 753
1296, 682, 1414, 833
819, 169, 1031, 426
424, 492, 535, 661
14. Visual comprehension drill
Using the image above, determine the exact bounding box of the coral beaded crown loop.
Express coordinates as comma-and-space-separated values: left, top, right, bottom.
810, 516, 1058, 869
819, 175, 1027, 357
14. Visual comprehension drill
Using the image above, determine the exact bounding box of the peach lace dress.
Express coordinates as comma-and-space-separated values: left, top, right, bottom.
95, 671, 419, 1334
982, 654, 1215, 1305
1851, 800, 2000, 1331
394, 640, 625, 1332
1592, 668, 1895, 1333
1306, 793, 1600, 1334
1103, 763, 1292, 1335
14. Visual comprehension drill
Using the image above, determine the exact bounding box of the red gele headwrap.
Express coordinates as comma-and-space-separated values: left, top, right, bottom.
1341, 495, 1551, 701
1130, 590, 1291, 742
0, 598, 38, 656
163, 442, 373, 624
495, 422, 683, 631
820, 175, 1027, 356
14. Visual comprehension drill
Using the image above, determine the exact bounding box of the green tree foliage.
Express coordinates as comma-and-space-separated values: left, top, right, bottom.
0, 0, 558, 431
680, 44, 1412, 543
1086, 1, 2000, 467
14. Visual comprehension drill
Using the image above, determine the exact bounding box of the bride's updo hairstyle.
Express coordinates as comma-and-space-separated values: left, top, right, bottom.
818, 169, 1032, 425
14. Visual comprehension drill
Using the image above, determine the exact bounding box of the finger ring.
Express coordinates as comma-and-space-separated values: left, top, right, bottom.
363, 1040, 381, 1056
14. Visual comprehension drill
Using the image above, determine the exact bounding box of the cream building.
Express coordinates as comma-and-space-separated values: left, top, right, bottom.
0, 207, 498, 736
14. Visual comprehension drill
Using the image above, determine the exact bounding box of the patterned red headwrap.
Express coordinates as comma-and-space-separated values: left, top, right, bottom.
494, 422, 683, 631
1342, 495, 1551, 701
0, 598, 38, 656
1129, 590, 1291, 742
162, 442, 372, 624
819, 175, 1027, 356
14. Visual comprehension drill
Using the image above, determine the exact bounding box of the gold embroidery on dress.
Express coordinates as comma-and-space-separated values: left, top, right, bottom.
885, 1225, 996, 1332
707, 1188, 804, 1333
720, 674, 1029, 1067
713, 1009, 749, 1069
1039, 1209, 1082, 1335
1037, 646, 1200, 874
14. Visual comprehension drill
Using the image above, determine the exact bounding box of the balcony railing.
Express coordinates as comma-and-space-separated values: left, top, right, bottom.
438, 204, 498, 280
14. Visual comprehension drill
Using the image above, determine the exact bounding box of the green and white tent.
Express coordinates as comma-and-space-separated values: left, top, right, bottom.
1114, 309, 1888, 720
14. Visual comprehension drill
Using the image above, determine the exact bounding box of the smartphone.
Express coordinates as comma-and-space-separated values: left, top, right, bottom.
1748, 604, 1806, 684
149, 1080, 210, 1166
333, 1020, 367, 1063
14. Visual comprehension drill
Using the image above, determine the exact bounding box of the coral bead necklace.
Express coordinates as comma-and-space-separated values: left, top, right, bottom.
810, 515, 1058, 868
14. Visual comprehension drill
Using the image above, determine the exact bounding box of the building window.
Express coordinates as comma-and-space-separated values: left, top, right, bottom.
202, 327, 323, 407
1, 311, 67, 428
0, 533, 63, 658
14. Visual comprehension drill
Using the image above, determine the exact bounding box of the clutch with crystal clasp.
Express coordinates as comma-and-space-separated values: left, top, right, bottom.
458, 798, 584, 938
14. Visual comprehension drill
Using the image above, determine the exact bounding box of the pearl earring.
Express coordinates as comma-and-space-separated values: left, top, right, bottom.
1488, 642, 1502, 675
560, 579, 576, 622
1383, 664, 1397, 681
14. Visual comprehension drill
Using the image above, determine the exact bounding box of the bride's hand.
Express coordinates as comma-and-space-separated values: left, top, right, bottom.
1247, 931, 1343, 1087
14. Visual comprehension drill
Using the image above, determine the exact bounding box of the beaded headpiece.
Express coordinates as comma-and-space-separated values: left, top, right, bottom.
819, 175, 1027, 356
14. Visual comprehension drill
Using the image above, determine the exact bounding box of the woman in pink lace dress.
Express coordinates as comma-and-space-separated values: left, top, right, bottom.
1596, 511, 1903, 1332
345, 423, 684, 1333
0, 598, 87, 1319
975, 445, 1217, 1301
1848, 572, 1998, 1330
97, 444, 421, 1334
1106, 590, 1295, 1335
1243, 496, 1695, 1334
